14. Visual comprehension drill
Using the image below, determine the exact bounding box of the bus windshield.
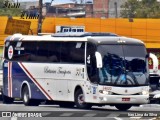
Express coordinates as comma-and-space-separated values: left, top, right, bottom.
98, 45, 148, 86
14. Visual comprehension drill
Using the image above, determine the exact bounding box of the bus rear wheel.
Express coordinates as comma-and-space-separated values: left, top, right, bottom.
115, 104, 132, 111
75, 89, 91, 109
22, 86, 40, 106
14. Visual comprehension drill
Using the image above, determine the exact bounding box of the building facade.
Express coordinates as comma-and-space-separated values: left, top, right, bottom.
108, 0, 127, 18
18, 0, 126, 18
93, 0, 109, 18
46, 3, 93, 18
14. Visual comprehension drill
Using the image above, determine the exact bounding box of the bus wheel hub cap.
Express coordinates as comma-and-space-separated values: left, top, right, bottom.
78, 94, 84, 104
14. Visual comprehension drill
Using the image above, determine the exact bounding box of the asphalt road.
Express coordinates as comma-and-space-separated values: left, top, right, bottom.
0, 100, 160, 120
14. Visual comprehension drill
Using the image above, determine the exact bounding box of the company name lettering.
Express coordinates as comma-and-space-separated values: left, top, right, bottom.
44, 66, 71, 76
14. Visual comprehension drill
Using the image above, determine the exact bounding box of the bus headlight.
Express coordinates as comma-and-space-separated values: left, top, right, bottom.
99, 90, 112, 95
142, 90, 149, 95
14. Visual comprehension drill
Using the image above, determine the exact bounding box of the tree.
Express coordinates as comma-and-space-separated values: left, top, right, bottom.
120, 0, 160, 18
0, 0, 22, 17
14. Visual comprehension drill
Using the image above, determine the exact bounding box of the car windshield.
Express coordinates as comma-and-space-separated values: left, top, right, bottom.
98, 45, 149, 86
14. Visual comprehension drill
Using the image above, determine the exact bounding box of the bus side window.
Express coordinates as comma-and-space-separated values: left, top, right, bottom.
86, 43, 98, 83
48, 42, 60, 62
60, 42, 85, 63
69, 42, 85, 63
36, 42, 48, 62
23, 42, 37, 61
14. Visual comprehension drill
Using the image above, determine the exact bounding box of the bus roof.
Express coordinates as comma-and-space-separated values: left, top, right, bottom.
88, 37, 145, 45
5, 32, 144, 45
52, 32, 118, 37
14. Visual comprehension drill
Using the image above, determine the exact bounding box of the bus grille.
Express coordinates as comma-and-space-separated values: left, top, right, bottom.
112, 92, 140, 95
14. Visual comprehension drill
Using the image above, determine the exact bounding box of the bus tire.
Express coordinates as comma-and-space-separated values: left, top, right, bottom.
75, 89, 91, 109
22, 86, 39, 106
115, 104, 132, 111
2, 94, 14, 104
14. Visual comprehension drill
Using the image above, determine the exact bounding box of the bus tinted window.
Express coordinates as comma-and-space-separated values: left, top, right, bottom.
36, 42, 49, 62
4, 41, 84, 64
61, 42, 85, 63
23, 42, 37, 61
123, 45, 146, 57
60, 42, 70, 62
69, 42, 85, 63
48, 42, 60, 62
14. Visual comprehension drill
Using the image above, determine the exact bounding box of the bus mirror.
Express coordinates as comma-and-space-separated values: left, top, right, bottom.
149, 53, 158, 73
95, 52, 103, 68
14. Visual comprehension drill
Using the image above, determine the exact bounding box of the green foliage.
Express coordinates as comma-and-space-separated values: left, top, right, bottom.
120, 0, 160, 18
0, 0, 22, 17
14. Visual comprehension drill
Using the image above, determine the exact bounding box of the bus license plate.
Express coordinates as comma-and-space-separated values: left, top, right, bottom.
122, 98, 130, 101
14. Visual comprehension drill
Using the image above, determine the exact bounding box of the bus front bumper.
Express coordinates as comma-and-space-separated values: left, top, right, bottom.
97, 95, 149, 104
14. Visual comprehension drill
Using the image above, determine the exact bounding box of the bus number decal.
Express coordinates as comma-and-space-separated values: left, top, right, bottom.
76, 68, 84, 78
103, 86, 112, 91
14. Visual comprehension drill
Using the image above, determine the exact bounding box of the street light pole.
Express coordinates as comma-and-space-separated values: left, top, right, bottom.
37, 0, 43, 34
114, 2, 117, 18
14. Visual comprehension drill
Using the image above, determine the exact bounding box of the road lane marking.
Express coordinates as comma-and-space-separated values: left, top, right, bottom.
114, 117, 123, 120
83, 113, 97, 117
106, 113, 120, 117
60, 113, 73, 116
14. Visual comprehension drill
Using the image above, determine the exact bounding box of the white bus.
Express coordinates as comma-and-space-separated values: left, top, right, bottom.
2, 32, 150, 110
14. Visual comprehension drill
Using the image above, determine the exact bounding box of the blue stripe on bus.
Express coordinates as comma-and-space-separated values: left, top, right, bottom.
3, 61, 47, 100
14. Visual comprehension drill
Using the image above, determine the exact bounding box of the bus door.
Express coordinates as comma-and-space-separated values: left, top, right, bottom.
86, 42, 99, 84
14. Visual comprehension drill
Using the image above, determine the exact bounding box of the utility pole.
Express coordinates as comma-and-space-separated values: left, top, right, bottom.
37, 0, 43, 34
114, 2, 118, 18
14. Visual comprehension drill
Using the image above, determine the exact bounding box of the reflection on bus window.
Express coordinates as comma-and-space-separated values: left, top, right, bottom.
98, 45, 148, 86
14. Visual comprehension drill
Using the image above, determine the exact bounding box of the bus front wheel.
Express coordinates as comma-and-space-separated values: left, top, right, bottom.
75, 89, 91, 109
115, 104, 132, 111
22, 86, 39, 106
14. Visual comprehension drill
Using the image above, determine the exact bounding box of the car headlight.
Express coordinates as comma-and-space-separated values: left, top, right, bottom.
142, 90, 149, 95
99, 90, 112, 95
